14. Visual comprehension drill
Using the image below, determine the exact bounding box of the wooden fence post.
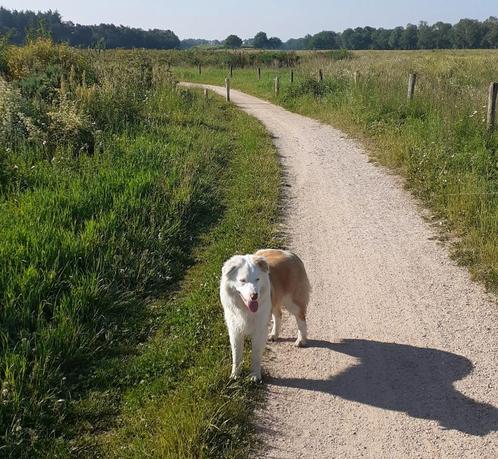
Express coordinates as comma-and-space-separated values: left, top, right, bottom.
319, 69, 323, 81
257, 67, 261, 80
225, 78, 230, 102
486, 82, 498, 131
274, 76, 280, 96
290, 69, 294, 83
353, 71, 359, 84
407, 73, 417, 100
204, 88, 209, 99
229, 64, 233, 78
198, 63, 202, 75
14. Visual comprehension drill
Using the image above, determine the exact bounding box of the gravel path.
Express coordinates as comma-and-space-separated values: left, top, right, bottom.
182, 83, 498, 458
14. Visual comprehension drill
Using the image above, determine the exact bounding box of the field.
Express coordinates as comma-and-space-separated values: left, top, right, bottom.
175, 49, 498, 292
0, 39, 280, 456
1, 41, 497, 457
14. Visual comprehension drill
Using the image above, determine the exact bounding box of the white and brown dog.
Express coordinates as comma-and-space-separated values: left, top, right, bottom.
220, 249, 310, 381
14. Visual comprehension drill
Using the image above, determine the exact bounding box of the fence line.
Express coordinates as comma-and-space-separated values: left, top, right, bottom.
186, 64, 498, 130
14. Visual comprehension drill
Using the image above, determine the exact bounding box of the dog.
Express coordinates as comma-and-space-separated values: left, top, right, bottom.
220, 249, 310, 381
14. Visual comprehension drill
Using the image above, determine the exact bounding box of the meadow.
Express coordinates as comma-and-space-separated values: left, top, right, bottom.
0, 39, 280, 456
176, 49, 498, 293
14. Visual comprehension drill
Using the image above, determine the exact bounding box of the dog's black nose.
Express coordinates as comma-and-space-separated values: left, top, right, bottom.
250, 293, 258, 300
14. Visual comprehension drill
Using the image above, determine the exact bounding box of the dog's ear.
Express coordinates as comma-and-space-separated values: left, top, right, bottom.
253, 256, 269, 273
222, 255, 244, 277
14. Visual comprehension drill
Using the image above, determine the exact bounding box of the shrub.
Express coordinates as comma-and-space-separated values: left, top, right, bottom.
0, 77, 22, 141
0, 35, 7, 74
328, 48, 354, 60
5, 37, 90, 83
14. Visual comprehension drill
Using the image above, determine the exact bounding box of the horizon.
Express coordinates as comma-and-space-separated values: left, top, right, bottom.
0, 0, 496, 41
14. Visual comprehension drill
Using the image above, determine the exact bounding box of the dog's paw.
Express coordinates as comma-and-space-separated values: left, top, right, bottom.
294, 338, 307, 347
249, 373, 263, 384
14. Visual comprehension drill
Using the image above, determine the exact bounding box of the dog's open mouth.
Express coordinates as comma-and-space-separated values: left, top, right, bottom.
238, 292, 259, 312
247, 299, 259, 313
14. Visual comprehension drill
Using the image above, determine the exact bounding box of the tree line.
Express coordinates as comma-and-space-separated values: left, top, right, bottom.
228, 18, 498, 50
1, 8, 498, 50
0, 8, 180, 49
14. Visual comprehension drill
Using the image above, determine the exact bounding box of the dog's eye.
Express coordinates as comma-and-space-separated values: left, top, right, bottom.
239, 279, 246, 283
256, 278, 260, 281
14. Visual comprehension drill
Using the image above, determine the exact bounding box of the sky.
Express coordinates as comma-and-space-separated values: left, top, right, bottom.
1, 0, 497, 40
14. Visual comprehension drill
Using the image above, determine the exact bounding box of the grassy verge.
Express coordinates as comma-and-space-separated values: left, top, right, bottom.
86, 97, 281, 458
175, 52, 498, 293
1, 40, 280, 457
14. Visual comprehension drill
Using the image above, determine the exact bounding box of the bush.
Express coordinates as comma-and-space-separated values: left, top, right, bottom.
284, 75, 349, 100
0, 76, 27, 144
0, 35, 7, 74
328, 48, 353, 60
5, 37, 90, 83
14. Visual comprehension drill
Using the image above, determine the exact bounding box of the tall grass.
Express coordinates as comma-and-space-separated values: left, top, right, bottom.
0, 39, 280, 456
177, 49, 498, 292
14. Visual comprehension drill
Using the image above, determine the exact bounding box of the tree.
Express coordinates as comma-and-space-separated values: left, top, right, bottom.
303, 34, 313, 49
180, 38, 211, 49
242, 37, 254, 47
400, 24, 418, 49
388, 26, 404, 49
224, 34, 242, 48
253, 31, 268, 48
452, 19, 485, 48
309, 31, 340, 49
350, 27, 374, 49
417, 21, 435, 49
432, 22, 453, 49
267, 36, 282, 49
283, 37, 308, 50
341, 28, 355, 48
371, 28, 392, 49
482, 17, 498, 48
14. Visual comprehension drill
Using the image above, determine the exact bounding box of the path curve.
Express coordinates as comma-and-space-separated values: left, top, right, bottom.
182, 83, 498, 458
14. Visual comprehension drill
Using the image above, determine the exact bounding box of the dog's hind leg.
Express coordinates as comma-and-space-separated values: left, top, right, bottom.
268, 306, 282, 341
295, 315, 307, 347
229, 330, 244, 379
286, 301, 307, 347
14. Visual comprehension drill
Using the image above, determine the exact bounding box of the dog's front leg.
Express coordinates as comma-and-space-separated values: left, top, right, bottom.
250, 329, 267, 382
229, 330, 244, 379
269, 308, 282, 341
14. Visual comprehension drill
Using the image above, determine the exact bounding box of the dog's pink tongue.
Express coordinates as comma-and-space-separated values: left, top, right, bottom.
248, 300, 259, 312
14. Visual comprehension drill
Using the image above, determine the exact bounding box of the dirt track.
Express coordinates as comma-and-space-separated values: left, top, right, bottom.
182, 83, 498, 458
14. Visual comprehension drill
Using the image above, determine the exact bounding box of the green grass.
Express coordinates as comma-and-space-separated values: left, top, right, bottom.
175, 50, 498, 292
88, 99, 281, 458
1, 46, 281, 456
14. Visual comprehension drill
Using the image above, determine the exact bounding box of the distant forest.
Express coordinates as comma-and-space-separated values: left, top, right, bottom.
0, 8, 180, 49
1, 8, 498, 50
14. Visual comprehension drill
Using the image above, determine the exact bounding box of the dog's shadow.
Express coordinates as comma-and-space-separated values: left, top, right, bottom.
269, 338, 498, 436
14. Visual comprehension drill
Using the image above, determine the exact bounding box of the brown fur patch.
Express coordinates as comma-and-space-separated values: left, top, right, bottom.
255, 249, 310, 319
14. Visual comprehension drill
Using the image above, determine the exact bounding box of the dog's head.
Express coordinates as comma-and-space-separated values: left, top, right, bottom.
221, 254, 269, 313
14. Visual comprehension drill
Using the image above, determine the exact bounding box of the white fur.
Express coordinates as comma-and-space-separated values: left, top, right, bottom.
220, 254, 271, 382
